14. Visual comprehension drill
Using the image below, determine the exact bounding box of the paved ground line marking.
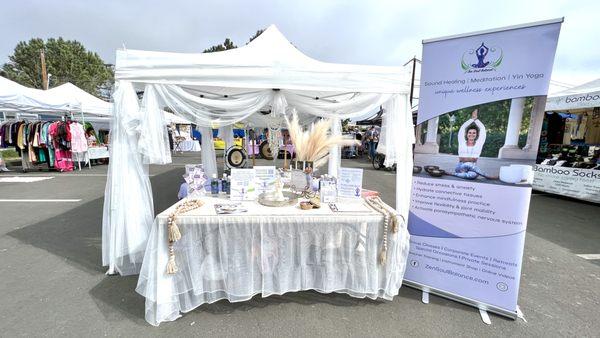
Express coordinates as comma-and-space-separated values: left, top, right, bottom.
0, 199, 82, 203
576, 254, 600, 260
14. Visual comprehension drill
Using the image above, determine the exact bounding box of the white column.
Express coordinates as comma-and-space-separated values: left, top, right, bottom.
328, 117, 342, 178
414, 123, 423, 146
499, 97, 525, 159
522, 96, 546, 153
414, 117, 439, 154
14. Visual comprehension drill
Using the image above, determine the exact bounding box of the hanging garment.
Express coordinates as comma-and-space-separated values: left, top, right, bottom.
70, 122, 88, 153
17, 123, 25, 150
0, 124, 5, 148
54, 149, 73, 171
45, 123, 55, 168
53, 121, 71, 151
49, 122, 72, 171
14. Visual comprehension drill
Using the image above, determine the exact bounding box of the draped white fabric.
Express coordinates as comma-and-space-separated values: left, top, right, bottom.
285, 92, 392, 119
200, 127, 217, 178
139, 85, 172, 164
383, 95, 415, 213
102, 81, 154, 275
218, 124, 235, 150
152, 84, 273, 127
137, 197, 410, 326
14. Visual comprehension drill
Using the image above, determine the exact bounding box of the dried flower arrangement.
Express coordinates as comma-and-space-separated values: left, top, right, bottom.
286, 112, 359, 168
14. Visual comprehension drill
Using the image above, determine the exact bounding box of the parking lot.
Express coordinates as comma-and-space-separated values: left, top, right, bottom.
0, 153, 598, 336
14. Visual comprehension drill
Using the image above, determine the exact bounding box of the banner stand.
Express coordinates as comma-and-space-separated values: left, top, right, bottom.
479, 309, 492, 325
405, 17, 562, 321
403, 280, 518, 320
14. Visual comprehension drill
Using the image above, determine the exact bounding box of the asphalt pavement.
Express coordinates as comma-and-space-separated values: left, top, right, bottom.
0, 153, 598, 337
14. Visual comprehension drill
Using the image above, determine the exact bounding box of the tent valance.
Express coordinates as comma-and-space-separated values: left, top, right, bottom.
546, 78, 600, 111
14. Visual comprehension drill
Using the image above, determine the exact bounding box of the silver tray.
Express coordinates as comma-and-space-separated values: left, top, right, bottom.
257, 192, 298, 207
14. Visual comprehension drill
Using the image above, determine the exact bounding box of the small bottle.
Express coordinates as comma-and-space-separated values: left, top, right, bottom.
221, 173, 229, 194
210, 174, 219, 195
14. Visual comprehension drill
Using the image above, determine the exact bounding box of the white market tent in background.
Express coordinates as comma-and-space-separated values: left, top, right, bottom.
1, 75, 190, 126
103, 24, 415, 275
47, 82, 112, 116
0, 75, 112, 117
545, 78, 600, 111
0, 75, 79, 113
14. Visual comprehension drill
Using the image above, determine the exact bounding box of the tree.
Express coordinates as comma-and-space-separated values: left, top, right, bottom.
247, 29, 265, 44
1, 38, 113, 97
203, 38, 237, 53
202, 29, 265, 53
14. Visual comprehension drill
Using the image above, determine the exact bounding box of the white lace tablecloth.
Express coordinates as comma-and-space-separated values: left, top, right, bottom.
87, 146, 110, 159
136, 196, 410, 326
179, 140, 201, 152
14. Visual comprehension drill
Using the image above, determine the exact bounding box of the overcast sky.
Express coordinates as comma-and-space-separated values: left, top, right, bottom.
1, 0, 598, 93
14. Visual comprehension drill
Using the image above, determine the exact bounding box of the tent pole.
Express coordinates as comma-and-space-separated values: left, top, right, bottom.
251, 130, 256, 167
283, 138, 288, 169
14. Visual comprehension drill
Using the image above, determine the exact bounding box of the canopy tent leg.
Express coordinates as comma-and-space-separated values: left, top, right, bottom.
328, 117, 342, 178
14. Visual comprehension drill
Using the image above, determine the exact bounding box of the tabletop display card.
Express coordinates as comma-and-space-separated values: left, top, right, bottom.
337, 167, 363, 198
230, 168, 256, 201
254, 166, 277, 195
183, 164, 207, 197
320, 180, 337, 203
214, 203, 248, 215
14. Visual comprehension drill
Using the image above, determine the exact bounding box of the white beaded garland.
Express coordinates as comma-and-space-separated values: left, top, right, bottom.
364, 196, 399, 265
166, 199, 204, 274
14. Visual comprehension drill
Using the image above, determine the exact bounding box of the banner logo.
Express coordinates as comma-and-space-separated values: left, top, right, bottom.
461, 42, 503, 73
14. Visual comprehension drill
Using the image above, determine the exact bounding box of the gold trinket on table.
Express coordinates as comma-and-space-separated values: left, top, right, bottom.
299, 201, 313, 210
308, 197, 321, 209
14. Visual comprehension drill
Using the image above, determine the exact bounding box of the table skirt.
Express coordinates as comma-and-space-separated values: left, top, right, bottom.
179, 140, 201, 152
136, 205, 410, 326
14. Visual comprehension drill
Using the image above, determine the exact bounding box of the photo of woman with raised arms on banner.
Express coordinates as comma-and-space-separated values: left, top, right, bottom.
452, 109, 497, 180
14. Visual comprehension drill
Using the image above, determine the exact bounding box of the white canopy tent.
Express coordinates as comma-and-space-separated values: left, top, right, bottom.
0, 75, 113, 117
104, 25, 415, 275
46, 82, 113, 116
0, 76, 79, 113
545, 78, 600, 111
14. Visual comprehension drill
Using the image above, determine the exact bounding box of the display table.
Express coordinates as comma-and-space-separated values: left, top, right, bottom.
72, 146, 109, 170
88, 146, 110, 160
179, 140, 201, 152
136, 196, 410, 326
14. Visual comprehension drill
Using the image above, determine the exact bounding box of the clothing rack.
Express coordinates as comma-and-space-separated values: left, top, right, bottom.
0, 119, 85, 173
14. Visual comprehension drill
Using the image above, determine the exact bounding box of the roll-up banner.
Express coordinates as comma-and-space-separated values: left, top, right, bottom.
405, 18, 562, 319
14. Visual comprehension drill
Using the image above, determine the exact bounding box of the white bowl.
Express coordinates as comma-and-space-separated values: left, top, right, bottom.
499, 166, 523, 184
509, 164, 533, 183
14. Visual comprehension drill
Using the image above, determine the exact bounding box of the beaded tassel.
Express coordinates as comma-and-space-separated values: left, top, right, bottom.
166, 246, 178, 274
365, 196, 395, 266
165, 199, 204, 275
167, 214, 182, 242
379, 212, 389, 265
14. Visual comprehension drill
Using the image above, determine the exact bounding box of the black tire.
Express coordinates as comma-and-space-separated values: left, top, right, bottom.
372, 153, 386, 170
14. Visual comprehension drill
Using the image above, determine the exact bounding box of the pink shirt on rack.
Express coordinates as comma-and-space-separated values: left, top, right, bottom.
70, 122, 88, 153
